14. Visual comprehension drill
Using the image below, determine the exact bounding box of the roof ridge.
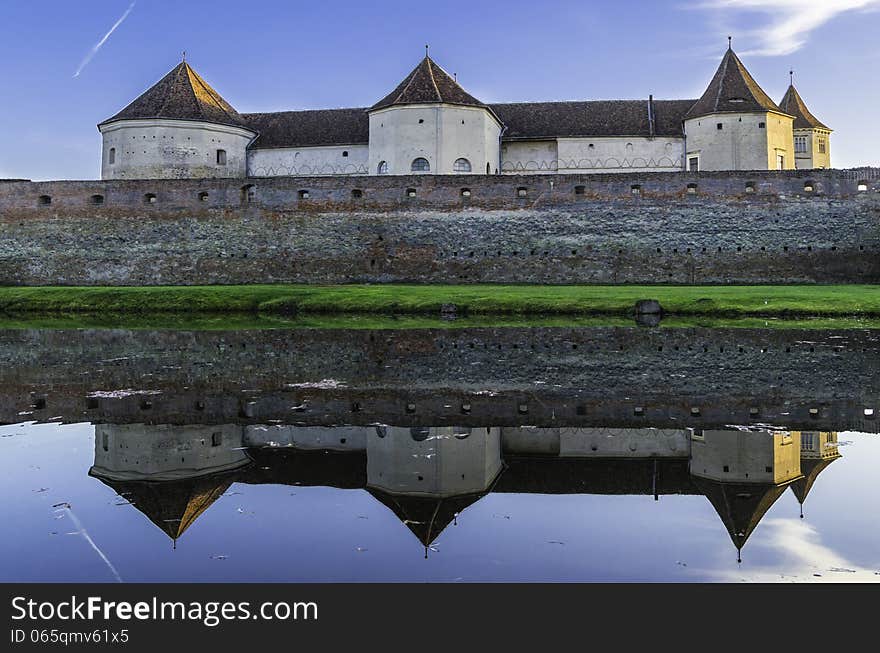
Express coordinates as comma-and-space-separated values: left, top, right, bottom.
713, 50, 731, 113
182, 64, 206, 121
425, 57, 442, 101
154, 63, 185, 119
186, 63, 237, 122
392, 61, 424, 106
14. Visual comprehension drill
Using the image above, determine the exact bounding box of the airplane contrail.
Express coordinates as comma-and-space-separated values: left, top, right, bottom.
54, 502, 123, 583
73, 2, 137, 78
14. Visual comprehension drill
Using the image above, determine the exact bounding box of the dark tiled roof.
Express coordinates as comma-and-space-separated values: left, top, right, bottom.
367, 487, 488, 547
370, 56, 488, 111
691, 477, 793, 553
91, 472, 235, 541
790, 454, 840, 504
100, 62, 252, 130
779, 85, 831, 131
243, 108, 369, 149
685, 48, 783, 120
240, 99, 693, 149
491, 99, 694, 139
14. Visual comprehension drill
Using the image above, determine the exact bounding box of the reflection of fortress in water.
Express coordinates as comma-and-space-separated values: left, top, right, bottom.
89, 424, 840, 559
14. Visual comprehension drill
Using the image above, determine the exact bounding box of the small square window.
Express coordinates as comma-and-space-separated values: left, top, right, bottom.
716, 123, 723, 130
758, 122, 766, 128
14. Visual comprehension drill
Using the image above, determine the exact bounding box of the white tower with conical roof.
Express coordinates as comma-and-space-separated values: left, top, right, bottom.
98, 60, 256, 180
683, 42, 795, 172
367, 51, 503, 176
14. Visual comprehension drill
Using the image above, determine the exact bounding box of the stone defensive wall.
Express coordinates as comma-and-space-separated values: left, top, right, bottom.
2, 326, 876, 431
0, 168, 878, 285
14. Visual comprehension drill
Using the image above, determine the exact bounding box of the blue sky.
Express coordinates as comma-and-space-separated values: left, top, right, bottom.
1, 0, 878, 180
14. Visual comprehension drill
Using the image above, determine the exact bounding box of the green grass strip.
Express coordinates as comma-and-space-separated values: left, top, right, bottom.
0, 284, 877, 318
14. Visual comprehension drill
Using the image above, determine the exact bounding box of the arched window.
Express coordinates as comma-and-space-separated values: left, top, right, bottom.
411, 157, 430, 172
453, 158, 471, 173
377, 160, 388, 175
108, 148, 116, 165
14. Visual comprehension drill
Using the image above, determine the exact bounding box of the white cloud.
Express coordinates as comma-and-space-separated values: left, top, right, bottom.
697, 0, 879, 56
74, 2, 137, 78
704, 518, 880, 582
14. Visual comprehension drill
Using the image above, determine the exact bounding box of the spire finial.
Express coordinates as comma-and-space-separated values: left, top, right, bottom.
182, 50, 186, 63
728, 35, 732, 50
790, 69, 794, 86
453, 72, 457, 82
425, 44, 429, 59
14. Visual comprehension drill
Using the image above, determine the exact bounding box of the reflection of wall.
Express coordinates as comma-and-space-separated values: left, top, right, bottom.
690, 429, 801, 484
244, 425, 370, 451
91, 423, 249, 481
367, 426, 502, 497
502, 427, 692, 457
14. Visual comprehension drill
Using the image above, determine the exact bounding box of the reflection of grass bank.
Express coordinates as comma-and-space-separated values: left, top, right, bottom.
0, 313, 878, 331
0, 284, 877, 319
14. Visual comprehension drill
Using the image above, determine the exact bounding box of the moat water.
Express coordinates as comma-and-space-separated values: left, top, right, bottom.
0, 321, 877, 582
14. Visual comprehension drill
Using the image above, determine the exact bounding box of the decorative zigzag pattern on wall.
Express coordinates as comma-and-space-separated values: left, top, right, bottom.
501, 157, 683, 173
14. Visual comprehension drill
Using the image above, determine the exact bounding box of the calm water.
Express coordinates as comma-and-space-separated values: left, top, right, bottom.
3, 422, 879, 582
0, 324, 877, 582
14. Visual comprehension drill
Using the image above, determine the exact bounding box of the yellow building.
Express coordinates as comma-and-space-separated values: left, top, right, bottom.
779, 81, 832, 170
690, 429, 803, 561
790, 431, 841, 518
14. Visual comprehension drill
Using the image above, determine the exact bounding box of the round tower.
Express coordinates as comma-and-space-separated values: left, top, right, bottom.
367, 53, 503, 176
683, 44, 794, 171
98, 60, 256, 180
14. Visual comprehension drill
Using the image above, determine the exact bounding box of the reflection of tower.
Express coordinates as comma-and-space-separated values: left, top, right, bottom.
89, 424, 250, 544
366, 426, 503, 555
689, 429, 803, 562
790, 432, 840, 518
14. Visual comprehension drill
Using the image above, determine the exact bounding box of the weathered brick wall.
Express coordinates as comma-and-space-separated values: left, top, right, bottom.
1, 326, 877, 430
0, 169, 878, 285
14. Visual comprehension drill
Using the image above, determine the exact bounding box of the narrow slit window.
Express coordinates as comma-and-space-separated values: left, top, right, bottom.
216, 149, 227, 165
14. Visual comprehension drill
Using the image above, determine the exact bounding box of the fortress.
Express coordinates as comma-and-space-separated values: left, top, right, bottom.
97, 43, 832, 180
0, 44, 876, 289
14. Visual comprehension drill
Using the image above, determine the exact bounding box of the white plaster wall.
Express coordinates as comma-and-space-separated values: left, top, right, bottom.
366, 426, 502, 496
558, 428, 692, 457
243, 425, 369, 451
368, 104, 501, 175
684, 112, 793, 171
690, 429, 800, 484
91, 423, 249, 481
500, 140, 558, 173
557, 137, 685, 173
100, 119, 255, 180
248, 144, 369, 177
